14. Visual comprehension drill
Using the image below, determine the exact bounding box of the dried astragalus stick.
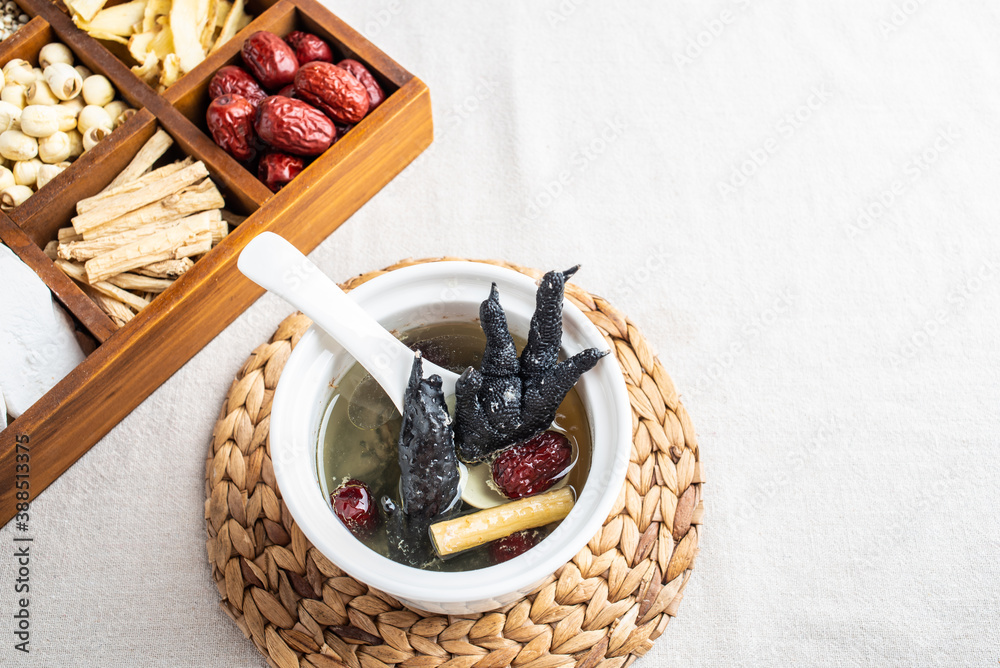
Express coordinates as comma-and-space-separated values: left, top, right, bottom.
57, 227, 83, 242
174, 235, 213, 259
75, 157, 194, 215
59, 209, 223, 261
209, 216, 228, 244
72, 160, 209, 234
429, 488, 575, 557
103, 128, 173, 191
56, 259, 150, 312
84, 211, 214, 283
60, 221, 178, 261
220, 209, 246, 227
81, 178, 224, 240
136, 257, 193, 278
106, 272, 174, 293
92, 292, 135, 328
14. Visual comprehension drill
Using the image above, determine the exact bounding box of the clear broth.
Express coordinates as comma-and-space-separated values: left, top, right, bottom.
317, 321, 592, 571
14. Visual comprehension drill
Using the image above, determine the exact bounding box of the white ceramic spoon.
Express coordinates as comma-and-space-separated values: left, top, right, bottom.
237, 232, 460, 412
238, 232, 513, 507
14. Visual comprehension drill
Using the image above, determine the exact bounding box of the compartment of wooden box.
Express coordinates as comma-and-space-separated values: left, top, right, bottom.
0, 0, 432, 523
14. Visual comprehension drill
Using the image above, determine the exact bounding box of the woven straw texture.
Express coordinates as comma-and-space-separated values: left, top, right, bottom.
204, 258, 704, 668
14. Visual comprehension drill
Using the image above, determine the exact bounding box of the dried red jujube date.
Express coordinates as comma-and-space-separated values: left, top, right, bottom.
294, 61, 369, 124
258, 151, 305, 192
208, 66, 267, 109
331, 479, 378, 536
254, 95, 335, 156
491, 431, 573, 499
277, 83, 297, 99
286, 30, 334, 64
241, 31, 299, 90
338, 59, 386, 111
490, 530, 540, 564
206, 94, 257, 162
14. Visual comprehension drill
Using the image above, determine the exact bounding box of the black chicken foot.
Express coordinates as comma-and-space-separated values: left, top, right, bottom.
454, 268, 607, 463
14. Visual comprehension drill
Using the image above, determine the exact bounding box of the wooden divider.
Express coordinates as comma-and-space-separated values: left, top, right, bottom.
0, 15, 48, 60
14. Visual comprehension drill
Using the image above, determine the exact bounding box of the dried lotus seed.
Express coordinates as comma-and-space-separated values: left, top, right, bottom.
19, 105, 60, 138
0, 184, 32, 209
77, 105, 112, 134
0, 130, 37, 161
2, 59, 32, 85
59, 97, 84, 117
113, 107, 136, 129
38, 131, 72, 163
0, 165, 13, 190
36, 162, 66, 189
0, 100, 20, 132
52, 105, 77, 132
81, 125, 109, 151
8, 67, 33, 86
103, 100, 127, 124
39, 43, 74, 69
12, 157, 42, 187
82, 75, 114, 106
43, 63, 82, 101
64, 128, 83, 158
0, 84, 24, 108
26, 80, 59, 106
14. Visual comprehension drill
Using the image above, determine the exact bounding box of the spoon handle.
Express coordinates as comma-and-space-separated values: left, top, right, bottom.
237, 232, 458, 412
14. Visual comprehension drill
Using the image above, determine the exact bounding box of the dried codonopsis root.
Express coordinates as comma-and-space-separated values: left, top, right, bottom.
454, 268, 607, 463
387, 354, 461, 567
429, 487, 574, 557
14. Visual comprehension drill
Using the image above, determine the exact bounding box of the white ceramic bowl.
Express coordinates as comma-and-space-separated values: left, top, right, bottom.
270, 261, 631, 614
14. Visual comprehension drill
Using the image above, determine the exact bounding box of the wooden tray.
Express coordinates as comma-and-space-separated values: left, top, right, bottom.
0, 0, 433, 524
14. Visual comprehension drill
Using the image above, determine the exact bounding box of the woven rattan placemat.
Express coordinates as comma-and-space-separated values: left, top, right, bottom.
205, 259, 704, 668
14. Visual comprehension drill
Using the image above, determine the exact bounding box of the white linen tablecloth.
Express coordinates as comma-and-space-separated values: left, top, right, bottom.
2, 1, 998, 665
